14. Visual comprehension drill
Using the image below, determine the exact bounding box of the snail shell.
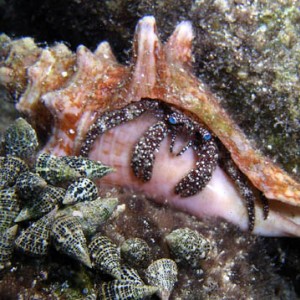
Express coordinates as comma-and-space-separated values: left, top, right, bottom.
15, 209, 56, 256
165, 228, 211, 268
1, 16, 300, 236
15, 171, 47, 201
63, 177, 98, 205
120, 237, 152, 268
118, 265, 144, 285
0, 156, 28, 189
89, 234, 122, 279
51, 215, 92, 268
0, 187, 20, 231
15, 185, 66, 222
3, 117, 39, 160
60, 156, 114, 180
35, 153, 81, 184
100, 280, 158, 300
145, 258, 178, 300
57, 197, 119, 236
0, 225, 18, 270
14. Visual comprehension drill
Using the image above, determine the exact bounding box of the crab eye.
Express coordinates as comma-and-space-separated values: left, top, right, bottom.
168, 116, 178, 125
203, 132, 212, 141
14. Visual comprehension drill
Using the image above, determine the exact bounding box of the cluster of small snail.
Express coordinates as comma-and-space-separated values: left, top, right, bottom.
0, 118, 117, 267
0, 118, 212, 299
92, 235, 179, 299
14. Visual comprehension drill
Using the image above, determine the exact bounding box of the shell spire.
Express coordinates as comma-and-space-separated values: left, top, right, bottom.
89, 234, 122, 279
57, 197, 119, 236
3, 117, 39, 159
145, 258, 178, 300
100, 280, 158, 300
35, 153, 81, 184
16, 43, 75, 128
94, 41, 118, 64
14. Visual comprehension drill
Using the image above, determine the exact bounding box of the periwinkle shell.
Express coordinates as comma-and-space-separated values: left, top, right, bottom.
165, 228, 211, 268
0, 225, 18, 270
15, 209, 56, 256
0, 156, 28, 189
63, 177, 98, 205
15, 185, 66, 222
145, 258, 178, 300
51, 215, 92, 268
35, 153, 81, 184
15, 171, 47, 200
60, 156, 114, 179
0, 187, 20, 231
100, 280, 158, 300
89, 234, 122, 279
3, 117, 39, 159
120, 237, 152, 268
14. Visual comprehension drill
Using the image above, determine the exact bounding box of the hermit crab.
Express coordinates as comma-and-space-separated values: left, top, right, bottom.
1, 16, 300, 236
80, 98, 269, 231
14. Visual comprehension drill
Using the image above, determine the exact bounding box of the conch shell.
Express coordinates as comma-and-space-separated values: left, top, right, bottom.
1, 16, 300, 236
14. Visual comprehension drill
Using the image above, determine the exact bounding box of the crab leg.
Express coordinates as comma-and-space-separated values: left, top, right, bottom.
176, 140, 194, 156
220, 159, 256, 231
80, 100, 159, 156
175, 141, 218, 197
131, 121, 168, 181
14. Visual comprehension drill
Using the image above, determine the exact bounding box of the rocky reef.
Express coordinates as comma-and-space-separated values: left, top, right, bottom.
0, 1, 300, 299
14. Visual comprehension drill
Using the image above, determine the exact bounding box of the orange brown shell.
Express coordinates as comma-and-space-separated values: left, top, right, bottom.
0, 16, 299, 207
